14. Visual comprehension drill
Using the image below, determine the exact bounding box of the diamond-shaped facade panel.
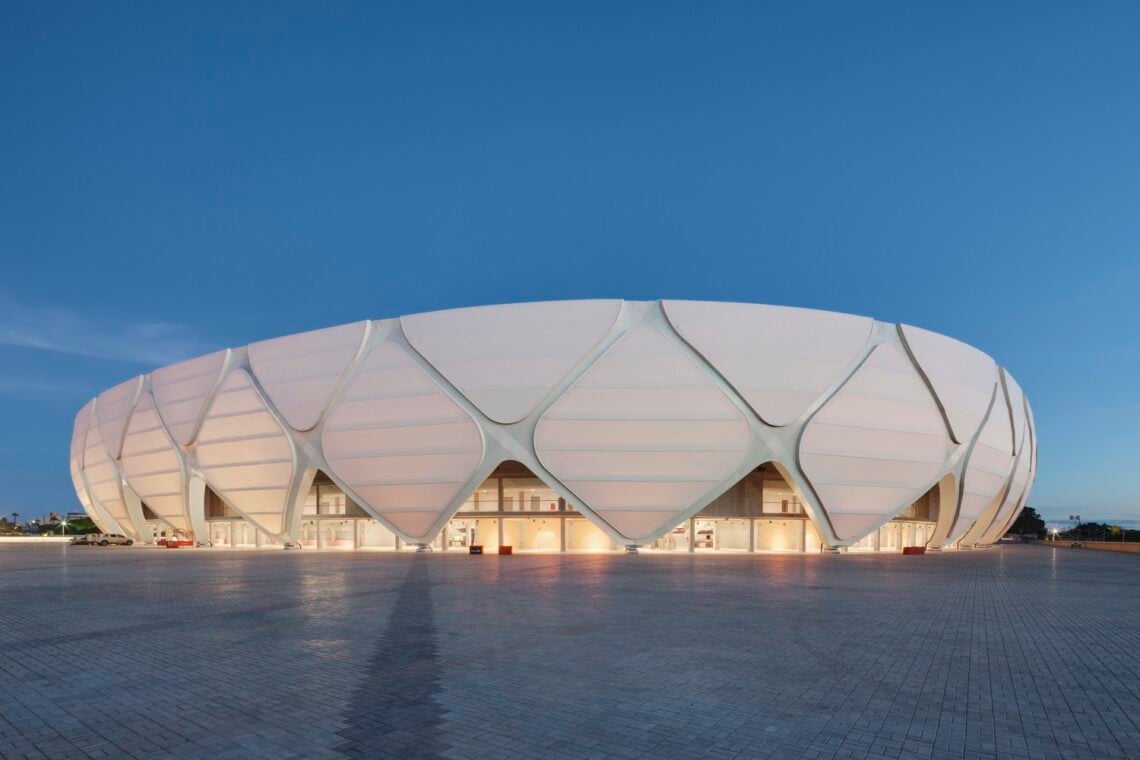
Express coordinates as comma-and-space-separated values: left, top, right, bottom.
196, 369, 295, 537
946, 389, 1013, 545
799, 342, 950, 541
1009, 472, 1035, 535
152, 349, 230, 446
978, 396, 1036, 544
1027, 400, 1037, 474
248, 321, 368, 431
402, 300, 622, 424
68, 459, 105, 532
1003, 370, 1028, 455
900, 324, 998, 444
95, 376, 143, 460
664, 300, 873, 426
69, 400, 108, 532
322, 341, 485, 540
534, 325, 751, 543
120, 392, 188, 530
71, 399, 93, 469
976, 441, 1032, 545
82, 410, 139, 539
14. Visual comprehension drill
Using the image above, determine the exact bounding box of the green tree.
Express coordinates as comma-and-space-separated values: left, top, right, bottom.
69, 517, 99, 534
1007, 506, 1046, 539
41, 517, 99, 536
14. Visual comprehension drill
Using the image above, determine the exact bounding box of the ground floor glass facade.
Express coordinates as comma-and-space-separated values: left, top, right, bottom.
178, 462, 942, 554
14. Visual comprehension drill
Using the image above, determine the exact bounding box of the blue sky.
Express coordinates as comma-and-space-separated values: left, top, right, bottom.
2, 2, 1138, 526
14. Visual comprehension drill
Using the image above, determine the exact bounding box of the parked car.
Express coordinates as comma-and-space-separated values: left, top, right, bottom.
69, 534, 97, 545
93, 534, 133, 546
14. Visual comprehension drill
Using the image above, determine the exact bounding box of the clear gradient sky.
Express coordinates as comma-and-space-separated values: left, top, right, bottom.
2, 3, 1138, 527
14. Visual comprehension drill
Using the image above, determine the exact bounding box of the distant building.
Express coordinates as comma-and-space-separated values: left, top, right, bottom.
39, 512, 86, 524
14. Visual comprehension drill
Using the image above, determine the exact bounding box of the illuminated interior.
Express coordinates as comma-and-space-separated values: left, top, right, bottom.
193, 462, 938, 554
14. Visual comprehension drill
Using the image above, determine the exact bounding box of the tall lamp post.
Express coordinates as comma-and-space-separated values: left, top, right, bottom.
1069, 514, 1081, 546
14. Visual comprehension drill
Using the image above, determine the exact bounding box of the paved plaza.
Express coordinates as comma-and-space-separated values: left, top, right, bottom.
0, 544, 1137, 760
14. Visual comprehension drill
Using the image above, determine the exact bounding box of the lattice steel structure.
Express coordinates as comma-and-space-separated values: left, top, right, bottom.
69, 300, 1036, 550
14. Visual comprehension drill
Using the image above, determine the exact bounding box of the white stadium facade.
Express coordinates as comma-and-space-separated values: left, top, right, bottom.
68, 300, 1036, 554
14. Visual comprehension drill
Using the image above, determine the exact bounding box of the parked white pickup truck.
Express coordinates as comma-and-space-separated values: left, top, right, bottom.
88, 534, 134, 546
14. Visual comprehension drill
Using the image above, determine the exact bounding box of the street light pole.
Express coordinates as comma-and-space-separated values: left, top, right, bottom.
1068, 514, 1081, 546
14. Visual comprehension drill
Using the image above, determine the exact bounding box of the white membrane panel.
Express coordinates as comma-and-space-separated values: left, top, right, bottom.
1027, 401, 1037, 473
976, 441, 1032, 545
248, 321, 367, 431
800, 342, 949, 541
900, 324, 997, 444
1003, 371, 1027, 454
664, 300, 873, 426
69, 459, 104, 531
196, 369, 295, 536
1011, 473, 1035, 533
120, 392, 187, 530
535, 325, 751, 542
69, 400, 104, 530
152, 350, 229, 445
979, 398, 1036, 544
70, 400, 93, 471
946, 391, 1014, 544
322, 341, 484, 540
82, 412, 136, 537
95, 376, 142, 460
402, 300, 622, 424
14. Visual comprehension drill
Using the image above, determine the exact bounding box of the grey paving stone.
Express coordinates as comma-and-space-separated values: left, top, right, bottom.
1, 544, 1138, 759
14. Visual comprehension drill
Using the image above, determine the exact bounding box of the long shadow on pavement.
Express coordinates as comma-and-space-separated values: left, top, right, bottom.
336, 555, 445, 759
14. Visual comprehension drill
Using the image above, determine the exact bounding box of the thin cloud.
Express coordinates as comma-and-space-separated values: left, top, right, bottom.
0, 296, 213, 366
0, 375, 97, 401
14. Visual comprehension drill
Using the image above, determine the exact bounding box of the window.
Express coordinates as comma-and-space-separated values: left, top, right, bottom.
565, 519, 614, 551
318, 485, 346, 515
303, 481, 368, 516
756, 520, 805, 552
458, 483, 499, 512
503, 517, 561, 550
652, 523, 689, 551
501, 477, 560, 513
717, 519, 750, 551
762, 485, 803, 514
457, 474, 565, 513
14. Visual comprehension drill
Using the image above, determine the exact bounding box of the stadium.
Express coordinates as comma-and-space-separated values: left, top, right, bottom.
69, 300, 1035, 553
